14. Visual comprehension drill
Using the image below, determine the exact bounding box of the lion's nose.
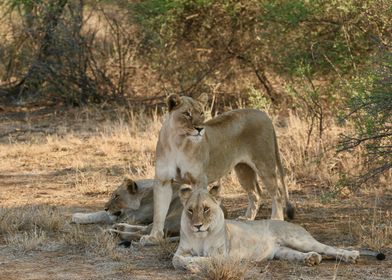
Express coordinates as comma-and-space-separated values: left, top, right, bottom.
104, 207, 109, 211
195, 127, 203, 133
194, 224, 203, 230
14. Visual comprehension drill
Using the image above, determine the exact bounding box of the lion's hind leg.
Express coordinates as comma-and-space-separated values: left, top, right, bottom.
285, 232, 360, 263
108, 223, 152, 241
274, 246, 322, 266
300, 241, 359, 263
234, 163, 261, 220
112, 223, 150, 233
256, 167, 284, 221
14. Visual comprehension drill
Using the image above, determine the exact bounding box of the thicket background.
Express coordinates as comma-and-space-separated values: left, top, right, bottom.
0, 0, 390, 186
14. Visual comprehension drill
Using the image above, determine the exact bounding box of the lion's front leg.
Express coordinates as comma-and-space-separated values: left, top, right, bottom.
173, 250, 209, 273
108, 229, 144, 241
112, 223, 151, 233
140, 180, 172, 245
106, 223, 150, 241
71, 211, 116, 224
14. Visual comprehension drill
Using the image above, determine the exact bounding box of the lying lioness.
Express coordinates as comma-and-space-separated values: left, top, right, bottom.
71, 177, 226, 241
71, 177, 183, 240
173, 184, 385, 272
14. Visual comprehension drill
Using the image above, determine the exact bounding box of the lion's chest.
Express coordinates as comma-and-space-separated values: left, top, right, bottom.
155, 147, 203, 182
189, 238, 226, 257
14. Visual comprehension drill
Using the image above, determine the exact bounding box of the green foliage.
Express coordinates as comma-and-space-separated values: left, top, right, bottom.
127, 0, 390, 92
128, 0, 214, 47
347, 51, 391, 136
7, 0, 41, 5
247, 84, 271, 111
340, 47, 392, 182
261, 0, 314, 27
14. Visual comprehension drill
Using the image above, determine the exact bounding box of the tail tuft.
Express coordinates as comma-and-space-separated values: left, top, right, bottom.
376, 253, 386, 260
118, 240, 132, 248
285, 202, 295, 220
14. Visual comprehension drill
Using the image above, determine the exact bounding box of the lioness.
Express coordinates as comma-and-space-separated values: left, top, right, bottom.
173, 185, 385, 272
143, 94, 293, 244
71, 177, 183, 240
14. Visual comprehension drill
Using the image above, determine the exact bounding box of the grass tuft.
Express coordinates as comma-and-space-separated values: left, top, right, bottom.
201, 257, 248, 280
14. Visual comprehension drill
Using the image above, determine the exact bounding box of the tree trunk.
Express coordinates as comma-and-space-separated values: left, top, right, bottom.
253, 64, 279, 104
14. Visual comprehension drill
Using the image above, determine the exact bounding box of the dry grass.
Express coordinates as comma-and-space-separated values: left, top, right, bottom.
5, 228, 48, 252
0, 204, 62, 252
201, 257, 249, 280
0, 106, 391, 279
349, 202, 392, 250
276, 113, 367, 192
61, 224, 123, 260
156, 238, 179, 261
0, 205, 63, 235
71, 171, 112, 196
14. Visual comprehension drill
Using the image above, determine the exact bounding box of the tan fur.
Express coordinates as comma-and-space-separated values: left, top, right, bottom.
173, 185, 360, 272
142, 94, 293, 244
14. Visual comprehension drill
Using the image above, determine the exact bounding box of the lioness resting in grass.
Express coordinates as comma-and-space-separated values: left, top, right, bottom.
72, 177, 226, 241
71, 177, 183, 240
143, 93, 294, 245
173, 184, 385, 272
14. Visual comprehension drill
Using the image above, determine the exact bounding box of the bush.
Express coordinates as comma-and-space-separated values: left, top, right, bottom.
339, 46, 392, 183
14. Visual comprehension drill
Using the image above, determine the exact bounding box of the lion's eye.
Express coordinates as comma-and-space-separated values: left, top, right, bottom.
200, 112, 204, 116
203, 207, 210, 213
187, 208, 193, 214
114, 195, 119, 200
183, 111, 191, 118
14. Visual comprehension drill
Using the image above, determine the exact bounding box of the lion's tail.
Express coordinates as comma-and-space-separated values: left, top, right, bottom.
273, 128, 295, 220
359, 249, 386, 260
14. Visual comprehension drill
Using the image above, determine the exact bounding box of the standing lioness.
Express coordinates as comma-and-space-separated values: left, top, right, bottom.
142, 94, 293, 244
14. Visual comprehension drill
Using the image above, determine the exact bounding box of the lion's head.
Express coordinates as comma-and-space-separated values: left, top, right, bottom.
166, 93, 208, 140
179, 184, 224, 237
104, 177, 147, 217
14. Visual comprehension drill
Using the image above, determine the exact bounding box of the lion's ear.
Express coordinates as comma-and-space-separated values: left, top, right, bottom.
179, 184, 193, 205
167, 94, 182, 112
124, 178, 138, 195
208, 184, 221, 202
197, 93, 209, 107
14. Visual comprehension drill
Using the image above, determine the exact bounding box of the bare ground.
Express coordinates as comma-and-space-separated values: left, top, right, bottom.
0, 106, 391, 280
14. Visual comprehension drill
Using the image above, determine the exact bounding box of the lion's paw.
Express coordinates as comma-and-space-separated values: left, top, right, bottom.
187, 263, 202, 274
304, 252, 322, 266
341, 250, 360, 263
139, 234, 161, 246
105, 228, 119, 237
112, 223, 127, 232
